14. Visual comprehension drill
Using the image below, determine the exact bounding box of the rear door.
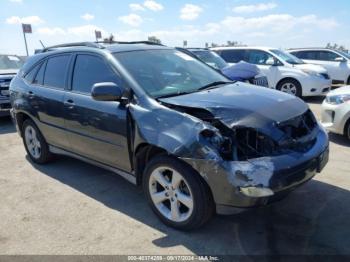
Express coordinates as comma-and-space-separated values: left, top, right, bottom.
64, 53, 131, 171
24, 54, 72, 149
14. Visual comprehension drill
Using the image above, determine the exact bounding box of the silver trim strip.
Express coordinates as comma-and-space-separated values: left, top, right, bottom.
49, 145, 137, 185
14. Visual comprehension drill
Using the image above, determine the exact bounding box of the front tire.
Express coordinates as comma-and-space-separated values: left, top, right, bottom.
143, 155, 214, 230
345, 119, 350, 140
277, 79, 302, 97
22, 119, 53, 164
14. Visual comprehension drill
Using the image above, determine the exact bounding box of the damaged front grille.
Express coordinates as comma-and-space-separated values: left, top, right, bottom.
234, 110, 318, 160
276, 109, 317, 140
235, 128, 276, 160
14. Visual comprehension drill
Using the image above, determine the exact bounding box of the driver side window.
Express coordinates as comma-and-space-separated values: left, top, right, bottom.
72, 54, 121, 94
245, 50, 276, 65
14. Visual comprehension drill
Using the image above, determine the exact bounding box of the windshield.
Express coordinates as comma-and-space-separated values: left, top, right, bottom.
114, 49, 229, 98
337, 50, 350, 60
0, 55, 25, 70
191, 50, 228, 70
270, 49, 304, 65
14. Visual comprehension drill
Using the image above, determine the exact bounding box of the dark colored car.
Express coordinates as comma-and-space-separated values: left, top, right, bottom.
10, 42, 329, 230
0, 55, 26, 117
176, 47, 269, 87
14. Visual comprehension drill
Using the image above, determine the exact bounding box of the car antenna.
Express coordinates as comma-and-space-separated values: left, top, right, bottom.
39, 40, 46, 48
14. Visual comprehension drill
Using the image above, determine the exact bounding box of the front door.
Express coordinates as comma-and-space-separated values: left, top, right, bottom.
64, 53, 131, 172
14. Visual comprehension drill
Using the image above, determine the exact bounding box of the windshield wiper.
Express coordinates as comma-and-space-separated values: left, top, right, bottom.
156, 91, 195, 99
197, 81, 233, 91
156, 81, 233, 99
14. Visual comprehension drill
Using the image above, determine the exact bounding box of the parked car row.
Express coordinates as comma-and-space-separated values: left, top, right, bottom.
9, 41, 329, 230
211, 46, 332, 97
0, 54, 26, 116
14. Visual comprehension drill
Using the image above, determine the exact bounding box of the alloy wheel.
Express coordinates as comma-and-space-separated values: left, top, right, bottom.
24, 125, 41, 159
280, 82, 297, 95
149, 166, 194, 222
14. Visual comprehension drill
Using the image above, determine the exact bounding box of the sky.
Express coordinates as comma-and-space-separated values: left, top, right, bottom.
1, 0, 350, 55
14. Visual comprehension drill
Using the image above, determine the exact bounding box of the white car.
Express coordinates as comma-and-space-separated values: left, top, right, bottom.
321, 86, 350, 140
289, 48, 350, 86
211, 46, 332, 97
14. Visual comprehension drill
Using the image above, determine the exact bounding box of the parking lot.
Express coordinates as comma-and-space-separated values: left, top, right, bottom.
0, 96, 349, 255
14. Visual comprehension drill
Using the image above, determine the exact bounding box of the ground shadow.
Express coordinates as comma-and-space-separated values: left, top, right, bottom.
328, 132, 350, 147
28, 156, 350, 255
0, 116, 16, 134
303, 96, 324, 105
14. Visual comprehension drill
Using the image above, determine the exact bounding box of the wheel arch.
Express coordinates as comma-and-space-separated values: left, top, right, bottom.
15, 111, 35, 136
276, 77, 302, 96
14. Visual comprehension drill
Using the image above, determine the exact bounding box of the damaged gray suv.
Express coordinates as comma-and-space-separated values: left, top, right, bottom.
10, 42, 329, 230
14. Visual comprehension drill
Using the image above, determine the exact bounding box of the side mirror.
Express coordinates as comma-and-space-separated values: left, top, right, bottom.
266, 57, 279, 66
335, 57, 346, 63
91, 82, 123, 102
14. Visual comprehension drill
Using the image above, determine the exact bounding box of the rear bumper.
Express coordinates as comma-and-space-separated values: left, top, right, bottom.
183, 126, 329, 211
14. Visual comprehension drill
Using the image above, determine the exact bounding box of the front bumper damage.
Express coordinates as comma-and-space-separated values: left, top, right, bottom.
181, 128, 329, 213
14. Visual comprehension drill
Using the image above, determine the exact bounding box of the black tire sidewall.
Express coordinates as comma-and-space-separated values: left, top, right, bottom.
22, 119, 51, 164
143, 155, 213, 230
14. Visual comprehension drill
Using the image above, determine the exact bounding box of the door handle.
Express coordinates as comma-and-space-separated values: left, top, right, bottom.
64, 99, 75, 108
27, 91, 34, 98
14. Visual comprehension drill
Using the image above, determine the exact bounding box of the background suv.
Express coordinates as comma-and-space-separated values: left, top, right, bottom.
10, 42, 328, 230
212, 47, 331, 97
0, 54, 26, 117
289, 48, 350, 85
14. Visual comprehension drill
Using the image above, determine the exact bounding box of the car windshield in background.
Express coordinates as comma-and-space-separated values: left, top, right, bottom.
114, 49, 229, 98
191, 50, 228, 70
0, 55, 25, 70
270, 49, 304, 65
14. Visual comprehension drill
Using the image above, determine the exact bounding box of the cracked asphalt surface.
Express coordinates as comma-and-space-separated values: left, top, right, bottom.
0, 96, 349, 255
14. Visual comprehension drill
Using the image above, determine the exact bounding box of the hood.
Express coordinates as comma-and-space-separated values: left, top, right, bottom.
294, 63, 327, 74
159, 83, 308, 133
221, 61, 260, 81
327, 85, 350, 96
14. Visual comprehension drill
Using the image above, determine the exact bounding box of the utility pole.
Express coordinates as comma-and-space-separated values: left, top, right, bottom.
22, 24, 32, 56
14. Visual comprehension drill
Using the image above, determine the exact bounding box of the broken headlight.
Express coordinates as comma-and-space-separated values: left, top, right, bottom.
200, 129, 232, 159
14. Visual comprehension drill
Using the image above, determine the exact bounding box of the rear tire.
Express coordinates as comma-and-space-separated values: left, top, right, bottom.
277, 79, 302, 97
143, 155, 214, 230
22, 119, 53, 164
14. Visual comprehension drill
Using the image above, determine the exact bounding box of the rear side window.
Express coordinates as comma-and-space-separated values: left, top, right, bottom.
43, 55, 70, 89
72, 54, 121, 94
33, 61, 46, 85
220, 49, 245, 63
318, 51, 342, 61
292, 51, 319, 60
24, 63, 41, 83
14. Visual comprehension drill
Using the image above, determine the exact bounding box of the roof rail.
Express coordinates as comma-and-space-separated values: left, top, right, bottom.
36, 42, 104, 53
96, 40, 164, 46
